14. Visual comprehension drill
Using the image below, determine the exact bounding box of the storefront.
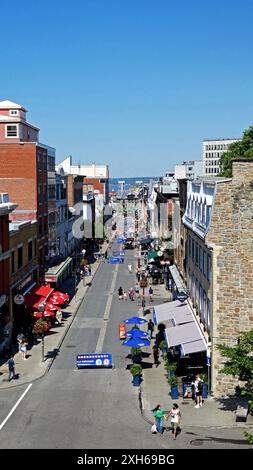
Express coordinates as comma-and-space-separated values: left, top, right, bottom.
43, 257, 72, 289
0, 294, 12, 356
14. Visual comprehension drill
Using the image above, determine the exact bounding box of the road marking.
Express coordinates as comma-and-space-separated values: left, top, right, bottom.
0, 383, 33, 431
95, 264, 119, 352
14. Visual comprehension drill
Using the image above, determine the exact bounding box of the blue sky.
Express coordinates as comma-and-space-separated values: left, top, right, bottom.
1, 0, 253, 177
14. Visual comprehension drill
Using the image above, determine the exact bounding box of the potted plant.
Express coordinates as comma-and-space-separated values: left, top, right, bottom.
199, 373, 208, 399
130, 363, 142, 386
32, 318, 51, 336
131, 347, 142, 364
165, 361, 177, 378
159, 340, 168, 357
168, 375, 179, 399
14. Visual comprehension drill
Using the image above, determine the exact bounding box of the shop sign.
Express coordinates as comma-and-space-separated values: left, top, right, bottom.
176, 291, 188, 303
45, 276, 57, 282
76, 353, 113, 369
0, 294, 7, 308
119, 323, 126, 340
14, 294, 25, 305
140, 279, 148, 288
18, 275, 33, 290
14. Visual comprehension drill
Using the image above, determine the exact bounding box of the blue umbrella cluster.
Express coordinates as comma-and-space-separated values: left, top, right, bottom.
122, 338, 150, 347
125, 329, 149, 338
123, 316, 147, 325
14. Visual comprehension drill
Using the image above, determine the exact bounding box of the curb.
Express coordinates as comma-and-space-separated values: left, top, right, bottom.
0, 260, 102, 391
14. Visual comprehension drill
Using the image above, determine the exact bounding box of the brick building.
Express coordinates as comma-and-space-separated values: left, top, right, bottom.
183, 160, 253, 397
0, 100, 54, 270
0, 193, 17, 354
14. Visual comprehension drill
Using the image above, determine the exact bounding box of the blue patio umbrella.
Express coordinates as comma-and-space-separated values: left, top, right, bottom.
125, 329, 149, 338
123, 316, 148, 325
122, 338, 151, 348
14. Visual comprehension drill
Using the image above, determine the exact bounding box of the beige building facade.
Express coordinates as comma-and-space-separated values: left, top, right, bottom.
183, 160, 253, 397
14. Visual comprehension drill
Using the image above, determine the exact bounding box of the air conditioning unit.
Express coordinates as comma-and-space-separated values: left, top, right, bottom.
0, 193, 9, 204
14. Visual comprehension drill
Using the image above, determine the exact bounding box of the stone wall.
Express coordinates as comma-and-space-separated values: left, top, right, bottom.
206, 160, 253, 396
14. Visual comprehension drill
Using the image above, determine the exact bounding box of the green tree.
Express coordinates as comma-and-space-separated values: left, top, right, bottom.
217, 330, 253, 378
220, 125, 253, 177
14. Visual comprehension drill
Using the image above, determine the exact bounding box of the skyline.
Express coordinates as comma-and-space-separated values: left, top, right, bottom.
0, 0, 253, 177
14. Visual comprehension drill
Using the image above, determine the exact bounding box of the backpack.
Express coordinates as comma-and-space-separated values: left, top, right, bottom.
198, 380, 203, 392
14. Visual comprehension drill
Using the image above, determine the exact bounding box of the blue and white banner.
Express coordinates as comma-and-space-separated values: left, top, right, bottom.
76, 353, 113, 369
110, 257, 124, 264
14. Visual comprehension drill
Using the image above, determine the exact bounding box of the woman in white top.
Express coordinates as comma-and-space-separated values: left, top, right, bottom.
168, 403, 181, 440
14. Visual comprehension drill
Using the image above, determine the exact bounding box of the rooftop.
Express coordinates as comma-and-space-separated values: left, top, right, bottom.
0, 100, 27, 111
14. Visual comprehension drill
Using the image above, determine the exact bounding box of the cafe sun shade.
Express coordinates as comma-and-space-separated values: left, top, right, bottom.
122, 338, 150, 348
125, 329, 149, 338
123, 316, 147, 324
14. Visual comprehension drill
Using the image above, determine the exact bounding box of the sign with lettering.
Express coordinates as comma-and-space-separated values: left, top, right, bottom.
119, 323, 126, 340
110, 257, 124, 264
112, 251, 125, 257
176, 291, 188, 303
76, 353, 113, 369
14, 294, 25, 305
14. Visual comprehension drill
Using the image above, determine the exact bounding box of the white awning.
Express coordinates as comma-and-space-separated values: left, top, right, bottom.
165, 322, 202, 347
153, 300, 192, 325
180, 339, 207, 356
169, 265, 186, 292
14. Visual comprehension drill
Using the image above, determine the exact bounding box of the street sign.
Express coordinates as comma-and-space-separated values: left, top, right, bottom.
206, 356, 211, 367
112, 251, 125, 257
110, 257, 124, 264
14, 294, 25, 305
119, 323, 126, 340
176, 291, 188, 303
76, 353, 113, 369
140, 279, 148, 288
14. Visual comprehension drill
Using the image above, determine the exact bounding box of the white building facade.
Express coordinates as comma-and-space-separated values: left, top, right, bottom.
203, 138, 241, 176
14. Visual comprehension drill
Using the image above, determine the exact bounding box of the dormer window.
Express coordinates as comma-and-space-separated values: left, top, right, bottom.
9, 110, 18, 116
6, 124, 18, 137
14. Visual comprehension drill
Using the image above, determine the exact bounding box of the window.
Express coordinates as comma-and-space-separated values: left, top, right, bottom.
43, 154, 47, 171
203, 251, 207, 276
199, 285, 203, 317
203, 290, 207, 324
39, 217, 42, 234
48, 184, 55, 199
18, 246, 23, 269
195, 243, 199, 267
44, 216, 48, 232
188, 235, 192, 257
207, 298, 211, 328
6, 124, 18, 137
10, 110, 18, 115
207, 254, 212, 282
11, 251, 15, 274
28, 240, 33, 261
34, 239, 37, 256
38, 184, 42, 204
199, 247, 203, 272
192, 239, 195, 262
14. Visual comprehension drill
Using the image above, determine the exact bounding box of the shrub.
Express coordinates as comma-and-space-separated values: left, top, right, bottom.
130, 364, 142, 376
168, 375, 178, 386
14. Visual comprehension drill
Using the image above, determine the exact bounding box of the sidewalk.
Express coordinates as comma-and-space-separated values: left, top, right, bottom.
137, 281, 253, 429
0, 240, 109, 389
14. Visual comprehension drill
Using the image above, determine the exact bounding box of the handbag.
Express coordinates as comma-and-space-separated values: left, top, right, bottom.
151, 423, 157, 434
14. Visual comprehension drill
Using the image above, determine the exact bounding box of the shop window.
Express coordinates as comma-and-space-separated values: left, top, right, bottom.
28, 240, 33, 261
18, 246, 23, 269
11, 251, 15, 274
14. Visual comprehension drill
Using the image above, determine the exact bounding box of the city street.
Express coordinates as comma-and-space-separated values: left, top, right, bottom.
0, 244, 251, 449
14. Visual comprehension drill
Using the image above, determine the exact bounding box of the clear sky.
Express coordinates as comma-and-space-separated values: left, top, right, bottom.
1, 0, 253, 177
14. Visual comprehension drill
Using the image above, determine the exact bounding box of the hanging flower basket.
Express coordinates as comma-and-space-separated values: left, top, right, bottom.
32, 318, 51, 335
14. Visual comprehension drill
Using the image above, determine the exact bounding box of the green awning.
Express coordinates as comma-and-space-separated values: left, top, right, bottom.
44, 257, 72, 281
148, 250, 158, 261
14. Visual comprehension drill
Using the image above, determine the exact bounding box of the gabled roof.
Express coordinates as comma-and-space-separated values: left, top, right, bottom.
0, 100, 27, 111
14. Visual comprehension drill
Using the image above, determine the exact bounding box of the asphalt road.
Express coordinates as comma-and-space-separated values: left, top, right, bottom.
0, 244, 251, 449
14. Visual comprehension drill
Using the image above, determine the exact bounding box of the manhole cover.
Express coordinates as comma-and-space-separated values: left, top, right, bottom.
181, 401, 190, 405
65, 345, 76, 348
190, 439, 204, 446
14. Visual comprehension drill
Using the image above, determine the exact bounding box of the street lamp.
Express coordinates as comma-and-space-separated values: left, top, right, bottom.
38, 301, 46, 362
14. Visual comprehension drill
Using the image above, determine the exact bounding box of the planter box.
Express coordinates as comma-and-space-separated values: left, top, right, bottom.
170, 385, 179, 399
132, 375, 141, 386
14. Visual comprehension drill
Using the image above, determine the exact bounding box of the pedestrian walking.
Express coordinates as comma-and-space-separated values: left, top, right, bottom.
17, 330, 25, 353
88, 265, 92, 276
153, 404, 165, 434
118, 286, 123, 300
123, 290, 127, 300
153, 345, 160, 367
167, 404, 181, 440
7, 355, 15, 381
128, 264, 132, 273
137, 271, 141, 282
20, 339, 28, 360
193, 375, 204, 408
129, 289, 134, 301
149, 286, 154, 301
134, 283, 140, 298
147, 319, 155, 339
141, 296, 146, 313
